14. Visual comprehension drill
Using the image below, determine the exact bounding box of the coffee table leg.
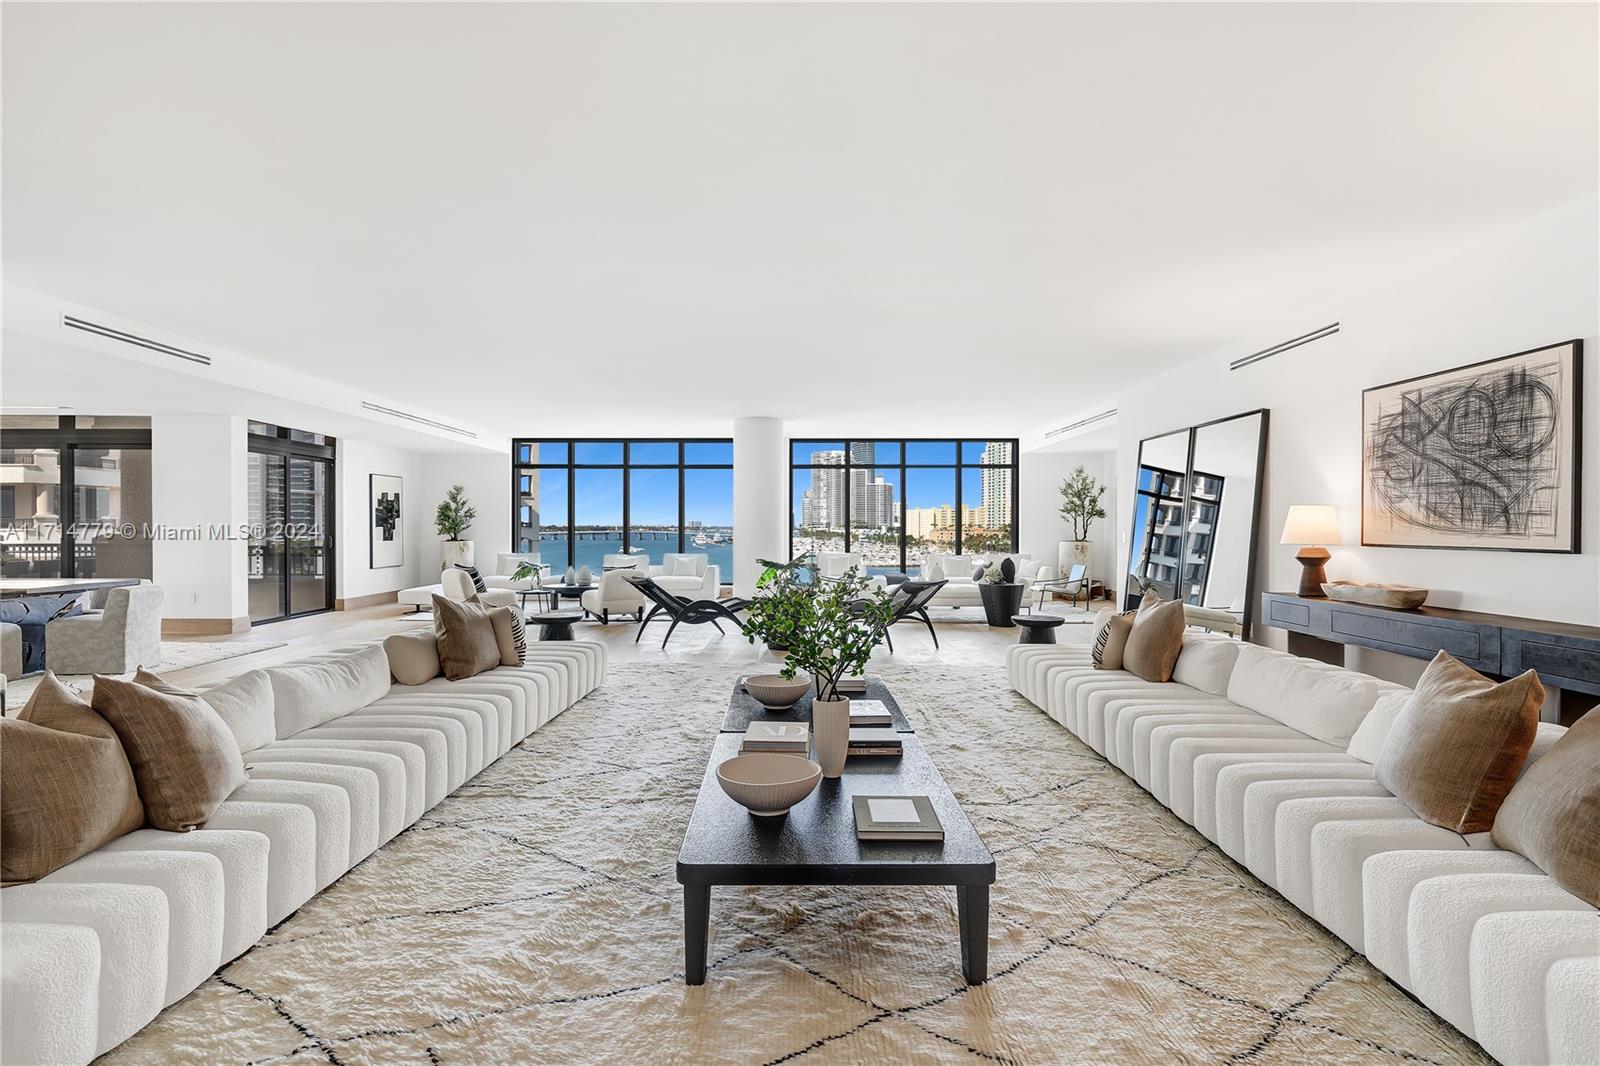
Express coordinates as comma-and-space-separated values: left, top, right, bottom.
684, 884, 710, 985
957, 884, 988, 985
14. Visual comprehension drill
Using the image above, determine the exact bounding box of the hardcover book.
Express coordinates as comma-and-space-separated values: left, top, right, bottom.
853, 795, 943, 841
848, 700, 893, 726
741, 721, 808, 753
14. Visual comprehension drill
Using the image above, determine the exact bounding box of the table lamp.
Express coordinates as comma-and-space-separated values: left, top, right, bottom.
1280, 505, 1341, 597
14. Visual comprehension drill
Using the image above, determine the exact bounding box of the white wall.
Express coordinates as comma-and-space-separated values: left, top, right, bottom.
1114, 193, 1600, 678
419, 451, 512, 578
336, 438, 426, 602
151, 414, 248, 625
1019, 449, 1118, 581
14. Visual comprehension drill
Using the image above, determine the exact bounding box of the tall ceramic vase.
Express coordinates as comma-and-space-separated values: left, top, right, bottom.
813, 696, 850, 779
441, 539, 475, 569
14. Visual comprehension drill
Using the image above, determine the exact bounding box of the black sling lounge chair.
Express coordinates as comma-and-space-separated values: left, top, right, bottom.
623, 573, 750, 648
855, 579, 946, 652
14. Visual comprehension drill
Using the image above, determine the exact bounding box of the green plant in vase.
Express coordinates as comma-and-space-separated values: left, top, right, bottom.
742, 554, 818, 656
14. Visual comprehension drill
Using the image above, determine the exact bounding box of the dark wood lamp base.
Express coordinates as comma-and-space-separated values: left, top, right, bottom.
1295, 547, 1331, 597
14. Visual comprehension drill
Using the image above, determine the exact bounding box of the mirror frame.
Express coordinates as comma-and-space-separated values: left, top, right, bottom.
1124, 408, 1270, 637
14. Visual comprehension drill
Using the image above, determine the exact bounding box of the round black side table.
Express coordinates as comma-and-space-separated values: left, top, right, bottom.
1012, 614, 1065, 644
977, 581, 1025, 627
526, 611, 583, 641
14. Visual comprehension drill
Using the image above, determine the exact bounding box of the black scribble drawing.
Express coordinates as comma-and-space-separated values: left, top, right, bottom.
374, 491, 401, 541
1365, 351, 1570, 546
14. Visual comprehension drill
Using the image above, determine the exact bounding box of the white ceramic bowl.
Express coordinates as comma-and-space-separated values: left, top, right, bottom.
716, 753, 822, 817
744, 673, 811, 711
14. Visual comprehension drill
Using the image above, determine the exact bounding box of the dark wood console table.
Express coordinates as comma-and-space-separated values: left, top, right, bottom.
1260, 592, 1600, 725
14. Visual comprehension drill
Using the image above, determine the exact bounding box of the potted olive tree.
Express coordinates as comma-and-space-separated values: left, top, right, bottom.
1057, 465, 1107, 575
435, 484, 477, 569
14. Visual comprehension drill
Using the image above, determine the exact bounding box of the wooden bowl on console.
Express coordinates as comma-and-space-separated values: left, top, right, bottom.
1321, 581, 1429, 610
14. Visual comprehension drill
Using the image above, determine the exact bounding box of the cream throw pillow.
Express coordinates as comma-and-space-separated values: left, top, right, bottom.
385, 630, 442, 685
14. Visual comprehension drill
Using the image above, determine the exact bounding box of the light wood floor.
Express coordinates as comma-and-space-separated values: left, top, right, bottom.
166, 598, 1103, 688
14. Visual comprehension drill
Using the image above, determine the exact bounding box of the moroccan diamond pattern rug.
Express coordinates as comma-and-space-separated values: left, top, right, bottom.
104, 659, 1489, 1065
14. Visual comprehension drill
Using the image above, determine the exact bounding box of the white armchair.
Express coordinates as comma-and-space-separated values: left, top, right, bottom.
580, 568, 648, 622
44, 584, 163, 675
441, 567, 517, 608
649, 553, 721, 599
816, 552, 863, 579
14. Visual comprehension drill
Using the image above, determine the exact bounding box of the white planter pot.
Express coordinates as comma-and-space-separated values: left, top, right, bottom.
441, 539, 475, 569
813, 696, 850, 779
1058, 540, 1092, 573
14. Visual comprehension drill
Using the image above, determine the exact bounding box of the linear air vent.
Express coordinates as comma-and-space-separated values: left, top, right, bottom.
1044, 407, 1117, 439
1229, 322, 1339, 371
360, 401, 477, 439
61, 315, 212, 365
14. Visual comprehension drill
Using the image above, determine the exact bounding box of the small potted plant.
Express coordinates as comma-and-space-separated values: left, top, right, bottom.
776, 566, 894, 778
743, 555, 815, 660
435, 484, 477, 569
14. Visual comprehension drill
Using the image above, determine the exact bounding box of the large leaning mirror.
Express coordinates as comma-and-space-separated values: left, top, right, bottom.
1125, 410, 1269, 637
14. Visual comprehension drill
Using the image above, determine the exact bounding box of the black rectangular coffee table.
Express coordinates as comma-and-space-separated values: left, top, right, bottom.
722, 674, 913, 733
676, 732, 994, 986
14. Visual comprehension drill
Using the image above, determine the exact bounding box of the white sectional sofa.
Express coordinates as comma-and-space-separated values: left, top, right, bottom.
0, 637, 606, 1066
1007, 637, 1598, 1066
917, 552, 1055, 609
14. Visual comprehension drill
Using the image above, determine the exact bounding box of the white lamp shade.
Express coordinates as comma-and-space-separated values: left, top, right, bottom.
1280, 505, 1342, 546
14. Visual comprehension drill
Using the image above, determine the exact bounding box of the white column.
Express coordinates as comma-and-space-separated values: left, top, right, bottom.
151, 414, 249, 632
733, 416, 785, 598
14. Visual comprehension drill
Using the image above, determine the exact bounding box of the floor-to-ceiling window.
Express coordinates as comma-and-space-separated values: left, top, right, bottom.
789, 439, 1018, 575
247, 422, 335, 623
0, 415, 153, 580
512, 439, 733, 579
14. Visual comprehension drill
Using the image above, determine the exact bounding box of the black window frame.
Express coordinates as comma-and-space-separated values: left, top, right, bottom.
510, 438, 734, 564
787, 438, 1019, 572
0, 414, 153, 579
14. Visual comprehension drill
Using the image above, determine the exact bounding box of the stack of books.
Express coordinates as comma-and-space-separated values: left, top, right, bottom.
853, 795, 943, 841
740, 721, 808, 755
847, 726, 902, 757
835, 676, 869, 695
848, 700, 892, 727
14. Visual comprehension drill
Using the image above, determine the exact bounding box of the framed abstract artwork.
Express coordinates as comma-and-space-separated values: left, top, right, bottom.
370, 473, 404, 568
1362, 339, 1582, 553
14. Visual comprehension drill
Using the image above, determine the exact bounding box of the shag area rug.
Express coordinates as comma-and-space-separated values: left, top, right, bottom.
103, 658, 1489, 1065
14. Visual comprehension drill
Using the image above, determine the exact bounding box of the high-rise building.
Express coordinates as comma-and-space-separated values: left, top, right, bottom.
801, 451, 845, 527
979, 441, 1013, 530
803, 449, 897, 529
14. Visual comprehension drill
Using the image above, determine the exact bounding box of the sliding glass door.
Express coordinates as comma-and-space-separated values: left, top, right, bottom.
248, 424, 335, 624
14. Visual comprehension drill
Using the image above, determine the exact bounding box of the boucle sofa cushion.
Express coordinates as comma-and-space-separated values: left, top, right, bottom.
1346, 689, 1410, 764
432, 595, 502, 680
92, 669, 248, 832
1171, 636, 1241, 697
1376, 650, 1542, 834
384, 630, 442, 686
266, 644, 391, 738
1, 673, 145, 883
1491, 708, 1600, 906
1227, 642, 1382, 746
198, 669, 276, 754
1122, 592, 1185, 683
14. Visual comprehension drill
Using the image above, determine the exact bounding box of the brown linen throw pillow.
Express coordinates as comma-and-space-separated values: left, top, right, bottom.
1, 674, 145, 883
1375, 651, 1543, 834
1122, 591, 1186, 683
432, 594, 502, 680
1491, 709, 1600, 906
91, 669, 248, 832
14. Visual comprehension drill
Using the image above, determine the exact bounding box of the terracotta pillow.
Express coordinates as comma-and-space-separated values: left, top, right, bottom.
1491, 709, 1600, 906
91, 669, 248, 832
1122, 591, 1186, 683
1, 674, 145, 883
1375, 651, 1542, 834
432, 595, 502, 680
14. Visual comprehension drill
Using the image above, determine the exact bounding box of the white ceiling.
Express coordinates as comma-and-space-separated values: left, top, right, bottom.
3, 2, 1596, 443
